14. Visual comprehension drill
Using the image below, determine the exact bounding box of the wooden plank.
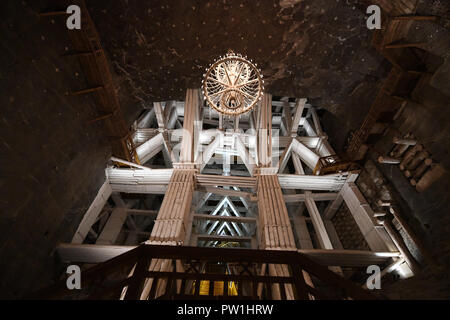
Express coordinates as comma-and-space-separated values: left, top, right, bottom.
96, 207, 127, 245
199, 134, 220, 171
71, 180, 112, 244
284, 193, 338, 203
136, 133, 164, 164
324, 220, 344, 250
278, 173, 348, 191
193, 214, 257, 224
197, 186, 253, 199
196, 174, 256, 188
196, 235, 253, 242
323, 192, 344, 220
310, 107, 323, 136
57, 243, 137, 263
235, 135, 256, 175
291, 98, 307, 134
305, 192, 333, 249
153, 102, 165, 129
258, 93, 272, 166
342, 183, 390, 251
291, 139, 320, 170
291, 152, 305, 175
298, 249, 401, 267
58, 243, 400, 267
292, 214, 313, 250
180, 89, 199, 163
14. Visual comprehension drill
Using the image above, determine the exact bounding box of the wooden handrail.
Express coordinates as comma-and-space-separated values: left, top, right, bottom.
31, 245, 376, 300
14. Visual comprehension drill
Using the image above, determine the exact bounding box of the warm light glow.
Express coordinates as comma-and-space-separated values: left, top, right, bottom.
202, 51, 263, 116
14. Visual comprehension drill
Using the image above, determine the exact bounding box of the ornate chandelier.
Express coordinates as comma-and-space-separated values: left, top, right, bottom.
202, 51, 264, 116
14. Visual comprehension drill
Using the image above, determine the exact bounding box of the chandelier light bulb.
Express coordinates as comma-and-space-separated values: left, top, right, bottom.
202, 51, 263, 116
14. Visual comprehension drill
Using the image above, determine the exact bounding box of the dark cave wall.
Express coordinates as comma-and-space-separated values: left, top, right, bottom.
359, 44, 450, 299
0, 1, 110, 298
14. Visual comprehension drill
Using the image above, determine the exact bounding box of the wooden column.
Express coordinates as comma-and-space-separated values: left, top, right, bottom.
257, 174, 296, 299
148, 170, 195, 245
140, 169, 196, 299
180, 89, 199, 163
258, 94, 273, 167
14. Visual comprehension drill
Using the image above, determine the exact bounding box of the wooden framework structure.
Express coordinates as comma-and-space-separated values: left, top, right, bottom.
40, 87, 424, 300
345, 2, 438, 160
30, 0, 436, 300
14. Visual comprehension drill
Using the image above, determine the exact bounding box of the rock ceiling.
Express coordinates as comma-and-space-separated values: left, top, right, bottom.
88, 0, 390, 122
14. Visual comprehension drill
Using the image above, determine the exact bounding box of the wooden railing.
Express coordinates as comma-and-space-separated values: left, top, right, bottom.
33, 245, 376, 300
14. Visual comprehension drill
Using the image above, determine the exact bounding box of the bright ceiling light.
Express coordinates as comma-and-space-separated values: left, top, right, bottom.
202, 50, 264, 116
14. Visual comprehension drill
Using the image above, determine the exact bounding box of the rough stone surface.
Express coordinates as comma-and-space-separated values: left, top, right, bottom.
87, 0, 389, 118
332, 205, 370, 251
362, 66, 450, 299
0, 1, 110, 298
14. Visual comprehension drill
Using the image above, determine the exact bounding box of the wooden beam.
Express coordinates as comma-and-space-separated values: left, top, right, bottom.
193, 214, 257, 224
281, 100, 292, 136
291, 98, 306, 134
342, 183, 390, 252
197, 186, 253, 200
291, 152, 305, 175
106, 167, 174, 186
180, 89, 199, 163
71, 180, 112, 244
235, 135, 256, 175
258, 93, 272, 166
96, 207, 127, 245
284, 192, 338, 203
292, 213, 314, 249
197, 235, 252, 242
196, 174, 256, 189
57, 243, 400, 266
324, 220, 344, 250
298, 249, 401, 267
277, 138, 293, 174
291, 138, 320, 170
310, 107, 323, 136
278, 172, 348, 191
305, 192, 333, 249
57, 243, 137, 263
199, 134, 220, 171
382, 218, 421, 275
153, 102, 165, 129
323, 192, 344, 220
135, 133, 164, 164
